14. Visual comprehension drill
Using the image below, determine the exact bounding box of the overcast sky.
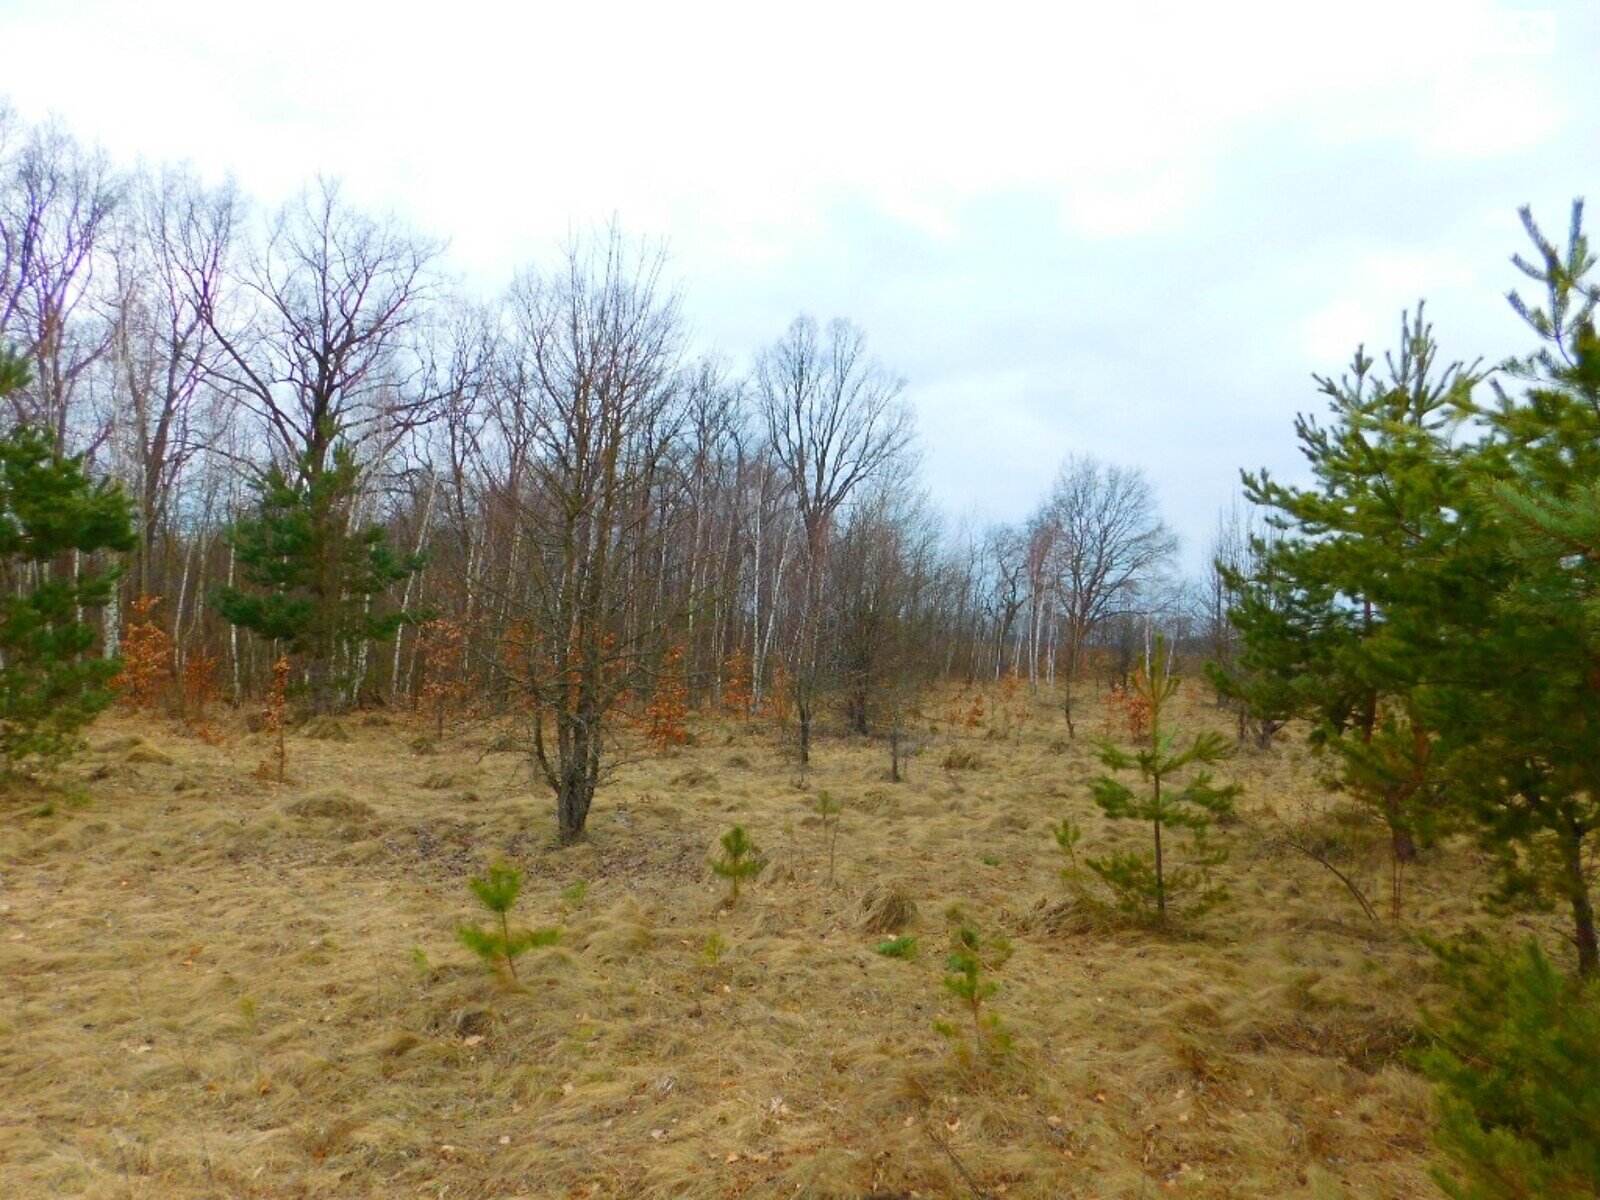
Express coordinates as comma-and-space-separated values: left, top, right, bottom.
4, 0, 1595, 570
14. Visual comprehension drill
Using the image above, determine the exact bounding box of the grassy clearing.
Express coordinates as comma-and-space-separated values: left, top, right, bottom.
0, 687, 1530, 1198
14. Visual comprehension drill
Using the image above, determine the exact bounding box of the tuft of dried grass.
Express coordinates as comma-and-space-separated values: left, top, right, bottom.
283, 791, 375, 822
859, 881, 919, 933
301, 717, 351, 742
940, 746, 985, 771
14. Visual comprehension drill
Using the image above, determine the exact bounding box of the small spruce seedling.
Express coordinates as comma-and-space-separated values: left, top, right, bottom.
935, 924, 1013, 1062
457, 862, 559, 982
709, 825, 764, 906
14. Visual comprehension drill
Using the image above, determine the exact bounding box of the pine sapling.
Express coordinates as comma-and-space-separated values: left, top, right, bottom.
1086, 636, 1240, 926
457, 862, 560, 982
876, 935, 918, 960
709, 825, 764, 906
1053, 816, 1094, 903
0, 409, 136, 768
1053, 816, 1083, 870
1422, 937, 1600, 1199
935, 925, 1014, 1062
815, 789, 842, 887
702, 932, 729, 966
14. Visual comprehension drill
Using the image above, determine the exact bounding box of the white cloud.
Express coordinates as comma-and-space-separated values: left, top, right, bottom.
1, 0, 1593, 573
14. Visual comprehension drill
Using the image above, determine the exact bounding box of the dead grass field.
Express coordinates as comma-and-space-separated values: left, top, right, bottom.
0, 685, 1529, 1198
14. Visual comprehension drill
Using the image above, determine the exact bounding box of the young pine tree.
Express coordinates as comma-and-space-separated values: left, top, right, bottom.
1222, 307, 1479, 907
1421, 938, 1600, 1199
1086, 637, 1240, 925
814, 789, 842, 887
709, 825, 764, 906
0, 352, 136, 767
1428, 202, 1600, 974
457, 862, 559, 982
935, 924, 1014, 1062
216, 441, 422, 714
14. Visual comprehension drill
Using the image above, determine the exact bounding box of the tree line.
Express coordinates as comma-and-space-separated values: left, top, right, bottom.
0, 103, 1180, 840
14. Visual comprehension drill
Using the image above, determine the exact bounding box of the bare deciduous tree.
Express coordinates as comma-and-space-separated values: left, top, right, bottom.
492, 232, 684, 844
756, 315, 911, 764
200, 175, 442, 479
1043, 454, 1176, 736
107, 165, 240, 597
0, 114, 121, 454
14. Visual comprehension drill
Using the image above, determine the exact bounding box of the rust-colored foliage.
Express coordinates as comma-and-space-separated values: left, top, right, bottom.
994, 670, 1029, 737
191, 720, 227, 747
501, 621, 632, 724
722, 648, 752, 719
180, 648, 220, 723
1104, 670, 1154, 743
117, 596, 174, 711
946, 690, 967, 726
965, 693, 985, 730
765, 660, 793, 724
646, 645, 690, 750
418, 617, 470, 737
259, 654, 290, 784
499, 620, 535, 693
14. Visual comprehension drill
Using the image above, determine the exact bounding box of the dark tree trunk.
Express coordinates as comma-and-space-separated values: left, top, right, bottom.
1565, 823, 1598, 976
797, 698, 811, 767
848, 685, 868, 736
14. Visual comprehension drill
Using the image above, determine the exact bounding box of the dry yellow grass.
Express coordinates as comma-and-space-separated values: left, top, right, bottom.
0, 686, 1534, 1198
